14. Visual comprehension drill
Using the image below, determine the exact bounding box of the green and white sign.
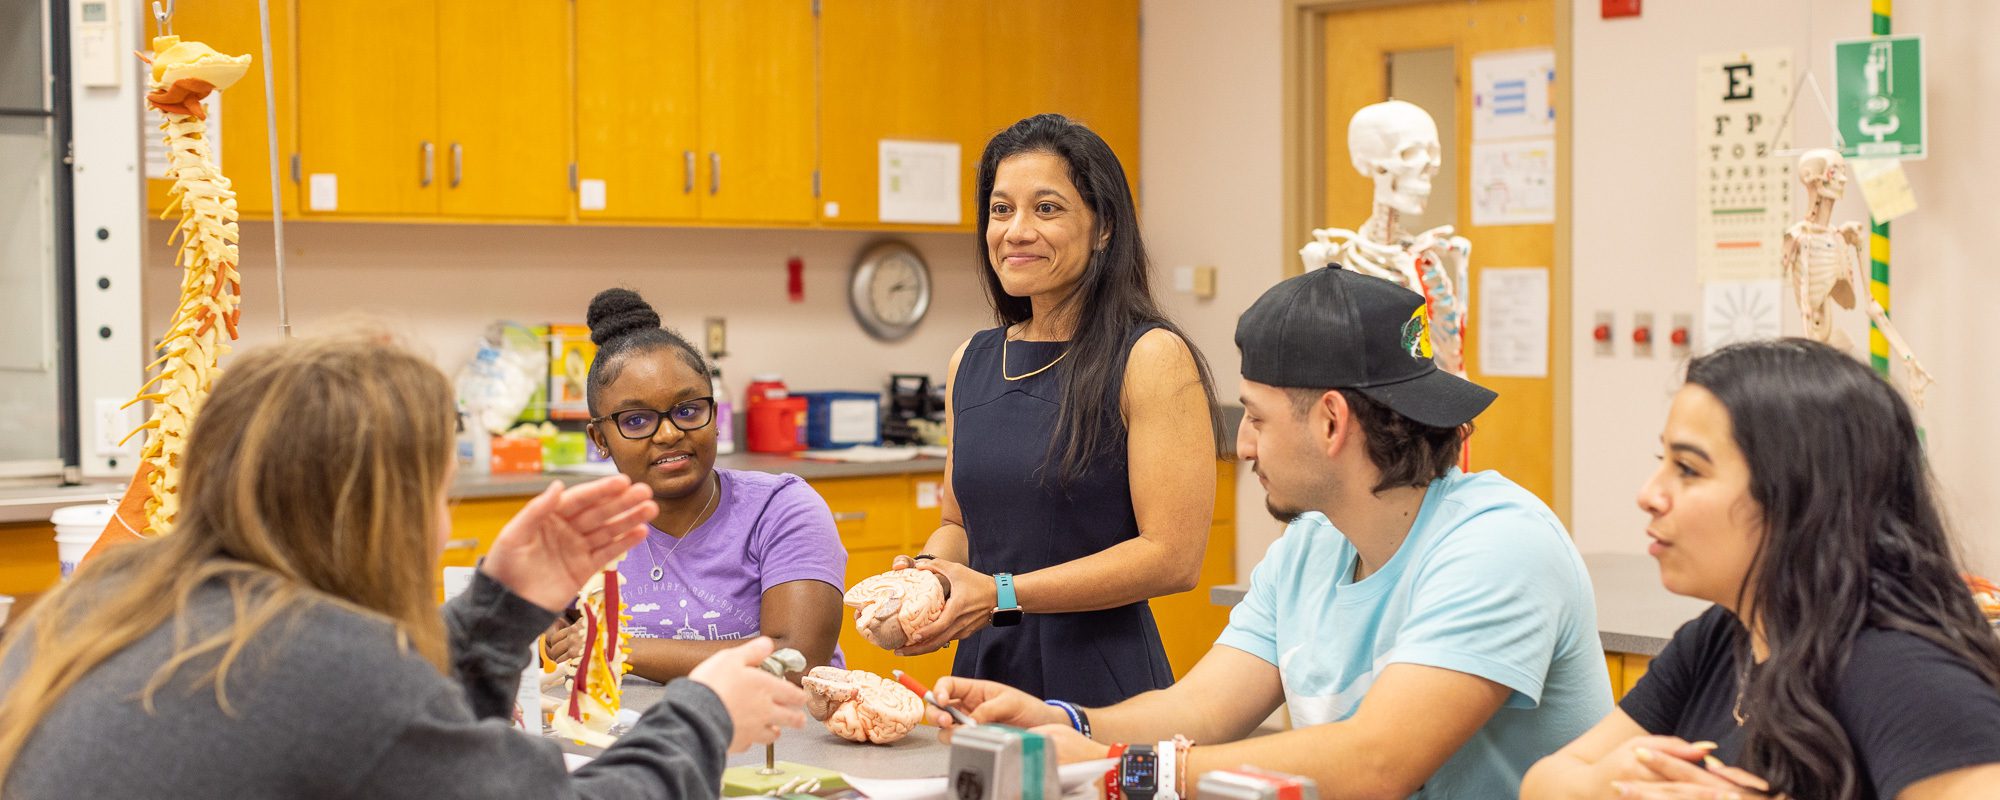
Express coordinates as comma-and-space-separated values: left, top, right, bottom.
1834, 34, 1925, 159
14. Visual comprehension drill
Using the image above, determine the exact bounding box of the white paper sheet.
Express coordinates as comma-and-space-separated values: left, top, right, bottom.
1470, 139, 1556, 226
578, 179, 607, 211
1477, 267, 1549, 377
1471, 49, 1555, 141
1701, 279, 1783, 352
879, 140, 961, 225
308, 173, 337, 211
1852, 158, 1917, 223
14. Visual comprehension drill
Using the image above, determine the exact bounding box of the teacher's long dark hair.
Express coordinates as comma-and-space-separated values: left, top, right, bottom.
1690, 339, 2000, 800
974, 114, 1225, 485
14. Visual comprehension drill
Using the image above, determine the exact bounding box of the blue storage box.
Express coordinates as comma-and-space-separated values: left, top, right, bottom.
797, 391, 882, 449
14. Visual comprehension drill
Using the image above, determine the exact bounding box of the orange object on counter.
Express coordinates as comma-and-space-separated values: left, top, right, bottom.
490, 436, 544, 475
747, 397, 808, 454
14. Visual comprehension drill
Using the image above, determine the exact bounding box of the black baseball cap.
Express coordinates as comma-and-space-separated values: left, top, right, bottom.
1236, 265, 1497, 428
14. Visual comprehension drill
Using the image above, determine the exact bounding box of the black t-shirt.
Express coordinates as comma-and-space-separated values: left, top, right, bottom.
1621, 605, 2000, 799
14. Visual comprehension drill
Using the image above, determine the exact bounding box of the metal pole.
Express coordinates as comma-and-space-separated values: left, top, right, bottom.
258, 0, 290, 337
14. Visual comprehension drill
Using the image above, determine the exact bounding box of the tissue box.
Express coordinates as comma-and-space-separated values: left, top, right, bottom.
491, 436, 544, 475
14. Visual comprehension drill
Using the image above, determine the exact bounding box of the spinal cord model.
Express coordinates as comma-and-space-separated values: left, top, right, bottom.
550, 562, 634, 747
1781, 149, 1934, 405
1301, 100, 1470, 376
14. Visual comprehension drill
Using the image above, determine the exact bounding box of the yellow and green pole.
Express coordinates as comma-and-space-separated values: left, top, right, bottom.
1868, 0, 1892, 377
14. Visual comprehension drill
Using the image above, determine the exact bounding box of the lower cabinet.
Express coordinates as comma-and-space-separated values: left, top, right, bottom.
1605, 651, 1654, 699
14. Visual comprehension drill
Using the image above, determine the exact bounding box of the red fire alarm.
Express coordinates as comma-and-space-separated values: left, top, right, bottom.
1602, 0, 1641, 19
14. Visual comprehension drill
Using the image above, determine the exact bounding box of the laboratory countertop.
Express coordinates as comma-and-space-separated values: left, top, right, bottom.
0, 453, 946, 525
562, 681, 951, 781
1208, 552, 1710, 657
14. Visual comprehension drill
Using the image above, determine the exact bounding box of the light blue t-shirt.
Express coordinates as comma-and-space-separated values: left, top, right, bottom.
1217, 468, 1611, 798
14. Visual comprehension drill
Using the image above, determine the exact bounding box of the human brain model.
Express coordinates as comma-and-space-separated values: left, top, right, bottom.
844, 569, 947, 650
802, 666, 924, 744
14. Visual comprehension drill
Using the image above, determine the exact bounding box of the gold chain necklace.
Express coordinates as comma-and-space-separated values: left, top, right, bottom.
1001, 333, 1068, 381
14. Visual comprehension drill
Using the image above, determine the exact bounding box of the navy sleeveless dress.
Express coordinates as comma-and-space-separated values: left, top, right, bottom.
948, 325, 1175, 706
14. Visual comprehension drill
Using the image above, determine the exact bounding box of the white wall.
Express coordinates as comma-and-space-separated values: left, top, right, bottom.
1570, 0, 2000, 573
1140, 0, 1291, 575
142, 222, 989, 405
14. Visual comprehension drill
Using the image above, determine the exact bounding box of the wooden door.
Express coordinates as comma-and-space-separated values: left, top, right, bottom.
695, 0, 816, 224
817, 0, 985, 230
143, 0, 298, 218
437, 0, 573, 220
1322, 0, 1559, 503
574, 0, 701, 222
982, 0, 1140, 192
295, 0, 440, 217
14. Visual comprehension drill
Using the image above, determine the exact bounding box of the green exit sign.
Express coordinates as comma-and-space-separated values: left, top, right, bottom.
1834, 35, 1925, 160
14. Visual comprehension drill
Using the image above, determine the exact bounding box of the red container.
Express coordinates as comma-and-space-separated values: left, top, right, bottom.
748, 396, 808, 454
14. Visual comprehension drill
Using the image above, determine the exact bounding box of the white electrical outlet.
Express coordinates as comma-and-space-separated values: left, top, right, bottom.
1173, 266, 1195, 293
94, 398, 137, 457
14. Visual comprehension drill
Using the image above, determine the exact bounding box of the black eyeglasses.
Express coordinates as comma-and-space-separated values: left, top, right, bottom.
592, 397, 717, 440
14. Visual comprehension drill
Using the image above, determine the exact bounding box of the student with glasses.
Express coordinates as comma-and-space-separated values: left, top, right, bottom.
541, 289, 847, 682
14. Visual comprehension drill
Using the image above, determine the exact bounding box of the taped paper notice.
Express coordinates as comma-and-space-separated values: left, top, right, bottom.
1477, 267, 1549, 377
578, 179, 607, 211
879, 140, 960, 225
308, 173, 337, 211
1852, 158, 1917, 223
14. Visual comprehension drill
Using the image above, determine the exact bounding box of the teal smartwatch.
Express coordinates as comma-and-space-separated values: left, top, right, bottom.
991, 572, 1023, 627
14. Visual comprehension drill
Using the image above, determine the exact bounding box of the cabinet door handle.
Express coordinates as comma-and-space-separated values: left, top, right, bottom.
684, 150, 695, 194
420, 140, 434, 187
450, 142, 463, 188
832, 511, 867, 523
709, 151, 720, 195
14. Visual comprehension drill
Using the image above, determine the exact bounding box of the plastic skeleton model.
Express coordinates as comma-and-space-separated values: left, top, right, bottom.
116, 36, 252, 536
1300, 100, 1471, 375
1780, 149, 1934, 405
803, 666, 925, 744
551, 562, 634, 747
845, 568, 947, 650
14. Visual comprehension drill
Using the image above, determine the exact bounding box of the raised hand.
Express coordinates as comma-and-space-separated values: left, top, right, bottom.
479, 475, 657, 612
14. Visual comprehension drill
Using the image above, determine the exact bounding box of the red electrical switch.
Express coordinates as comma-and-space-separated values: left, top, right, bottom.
787, 256, 804, 303
1670, 327, 1689, 346
1593, 324, 1612, 342
1633, 327, 1652, 345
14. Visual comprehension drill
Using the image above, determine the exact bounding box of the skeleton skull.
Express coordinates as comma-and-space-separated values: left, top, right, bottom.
802, 666, 925, 744
1797, 148, 1849, 201
1349, 100, 1442, 216
844, 568, 947, 650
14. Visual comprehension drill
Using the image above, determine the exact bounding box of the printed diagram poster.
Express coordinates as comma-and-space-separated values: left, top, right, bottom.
1477, 267, 1549, 378
1833, 35, 1925, 160
1702, 279, 1782, 352
879, 140, 961, 225
1471, 139, 1555, 226
1695, 49, 1792, 282
1471, 49, 1556, 142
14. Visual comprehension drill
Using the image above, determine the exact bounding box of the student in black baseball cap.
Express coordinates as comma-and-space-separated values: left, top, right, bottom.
917, 266, 1612, 799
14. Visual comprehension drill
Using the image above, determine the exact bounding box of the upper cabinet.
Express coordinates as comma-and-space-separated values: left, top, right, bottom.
295, 0, 570, 220
575, 0, 815, 225
982, 0, 1142, 194
818, 0, 986, 230
143, 0, 297, 218
154, 1, 1135, 230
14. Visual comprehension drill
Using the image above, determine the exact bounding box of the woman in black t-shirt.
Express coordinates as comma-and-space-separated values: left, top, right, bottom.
1524, 339, 2000, 800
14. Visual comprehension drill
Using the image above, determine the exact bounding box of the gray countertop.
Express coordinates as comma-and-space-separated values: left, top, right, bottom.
0, 453, 945, 525
561, 681, 951, 781
1208, 552, 1708, 656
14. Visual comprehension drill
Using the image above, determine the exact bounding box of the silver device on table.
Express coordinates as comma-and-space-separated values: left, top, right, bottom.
1195, 767, 1322, 800
947, 724, 1061, 800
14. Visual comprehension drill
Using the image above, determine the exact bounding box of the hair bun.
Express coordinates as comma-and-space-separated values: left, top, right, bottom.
586, 288, 662, 346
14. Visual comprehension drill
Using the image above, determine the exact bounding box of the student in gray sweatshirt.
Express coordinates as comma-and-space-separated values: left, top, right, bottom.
0, 333, 807, 799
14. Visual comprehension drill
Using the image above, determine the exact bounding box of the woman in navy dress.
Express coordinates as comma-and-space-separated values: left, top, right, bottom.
893, 114, 1226, 707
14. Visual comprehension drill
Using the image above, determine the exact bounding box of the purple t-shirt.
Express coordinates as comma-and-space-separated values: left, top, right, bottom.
616, 468, 846, 666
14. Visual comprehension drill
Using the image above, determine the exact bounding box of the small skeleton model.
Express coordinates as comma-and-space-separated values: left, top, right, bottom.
116, 36, 252, 536
803, 666, 925, 744
1780, 149, 1934, 405
845, 569, 947, 651
551, 562, 634, 747
1301, 100, 1471, 375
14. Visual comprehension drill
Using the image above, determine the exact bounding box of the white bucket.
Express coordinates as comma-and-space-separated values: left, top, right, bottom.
51, 503, 115, 580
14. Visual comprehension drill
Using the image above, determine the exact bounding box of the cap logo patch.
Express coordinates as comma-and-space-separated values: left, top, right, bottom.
1402, 305, 1433, 361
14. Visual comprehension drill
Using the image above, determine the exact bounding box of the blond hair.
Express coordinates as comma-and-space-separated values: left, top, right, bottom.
0, 333, 457, 784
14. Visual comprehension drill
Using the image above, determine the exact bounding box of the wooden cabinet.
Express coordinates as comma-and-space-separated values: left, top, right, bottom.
144, 0, 297, 218
574, 0, 701, 222
572, 0, 816, 224
1606, 651, 1654, 700
435, 0, 572, 220
695, 0, 817, 224
295, 0, 568, 220
817, 0, 985, 229
981, 0, 1141, 192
